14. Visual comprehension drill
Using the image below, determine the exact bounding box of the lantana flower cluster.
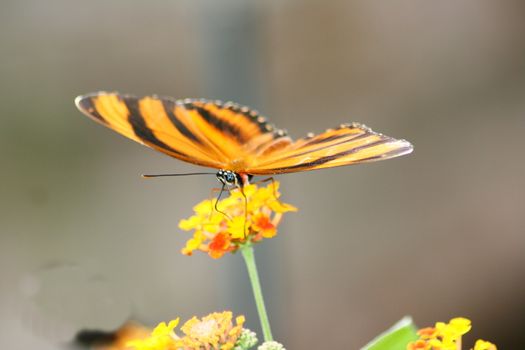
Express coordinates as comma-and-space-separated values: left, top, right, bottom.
407, 317, 496, 350
128, 311, 252, 350
179, 181, 297, 259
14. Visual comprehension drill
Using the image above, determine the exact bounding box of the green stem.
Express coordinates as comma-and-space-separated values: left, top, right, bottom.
240, 244, 273, 342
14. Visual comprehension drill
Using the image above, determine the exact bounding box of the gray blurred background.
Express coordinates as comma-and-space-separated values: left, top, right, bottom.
1, 0, 524, 349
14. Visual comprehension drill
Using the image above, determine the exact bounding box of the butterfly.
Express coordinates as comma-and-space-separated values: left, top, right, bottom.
75, 92, 413, 187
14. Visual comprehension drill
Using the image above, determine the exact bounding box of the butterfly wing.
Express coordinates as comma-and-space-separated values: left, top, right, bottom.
242, 123, 413, 174
76, 93, 412, 174
75, 92, 283, 170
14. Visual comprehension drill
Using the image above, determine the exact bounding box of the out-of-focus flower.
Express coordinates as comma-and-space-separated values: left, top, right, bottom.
178, 311, 245, 350
473, 339, 497, 350
407, 317, 496, 350
234, 329, 258, 350
127, 311, 249, 350
417, 327, 438, 340
435, 317, 471, 345
407, 339, 431, 350
257, 341, 286, 350
127, 320, 179, 350
179, 181, 297, 259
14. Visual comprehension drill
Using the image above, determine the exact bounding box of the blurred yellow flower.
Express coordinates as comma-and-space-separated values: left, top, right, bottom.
127, 312, 246, 350
436, 317, 471, 343
178, 311, 245, 350
127, 319, 179, 350
407, 317, 496, 350
473, 339, 497, 350
179, 181, 297, 259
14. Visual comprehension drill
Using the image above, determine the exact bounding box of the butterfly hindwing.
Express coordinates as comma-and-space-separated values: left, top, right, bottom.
242, 123, 413, 174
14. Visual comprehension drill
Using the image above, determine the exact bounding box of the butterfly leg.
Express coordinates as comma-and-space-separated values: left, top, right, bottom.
238, 185, 249, 238
207, 184, 249, 238
251, 176, 285, 207
208, 185, 233, 220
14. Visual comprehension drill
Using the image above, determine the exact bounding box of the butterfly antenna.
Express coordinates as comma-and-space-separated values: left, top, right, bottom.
142, 172, 215, 178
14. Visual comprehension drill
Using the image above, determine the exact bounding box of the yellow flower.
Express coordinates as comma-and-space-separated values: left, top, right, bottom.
473, 339, 497, 350
407, 317, 495, 350
227, 216, 247, 239
127, 312, 246, 350
127, 319, 179, 350
179, 181, 297, 259
436, 317, 471, 343
428, 337, 455, 350
177, 311, 245, 350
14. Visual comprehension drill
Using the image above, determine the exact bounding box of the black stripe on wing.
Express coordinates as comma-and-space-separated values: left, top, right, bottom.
192, 104, 247, 143
181, 99, 285, 142
276, 139, 392, 171
283, 141, 411, 172
161, 100, 203, 144
280, 133, 371, 161
301, 132, 357, 146
216, 100, 277, 135
121, 97, 189, 158
75, 96, 108, 125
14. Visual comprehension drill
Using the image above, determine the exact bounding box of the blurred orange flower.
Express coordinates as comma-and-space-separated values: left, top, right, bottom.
407, 317, 496, 350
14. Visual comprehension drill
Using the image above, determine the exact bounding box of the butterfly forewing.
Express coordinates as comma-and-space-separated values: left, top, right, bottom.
76, 92, 413, 175
75, 93, 283, 170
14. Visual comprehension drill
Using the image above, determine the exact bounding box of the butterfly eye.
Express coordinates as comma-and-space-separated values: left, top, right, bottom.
226, 173, 236, 183
216, 170, 237, 185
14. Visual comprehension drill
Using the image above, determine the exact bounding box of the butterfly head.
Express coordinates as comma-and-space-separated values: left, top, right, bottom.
216, 170, 241, 187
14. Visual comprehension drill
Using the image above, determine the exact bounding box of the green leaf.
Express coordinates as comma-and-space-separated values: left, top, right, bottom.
361, 317, 419, 350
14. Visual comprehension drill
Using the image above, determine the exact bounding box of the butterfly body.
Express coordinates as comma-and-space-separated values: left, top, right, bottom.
75, 92, 413, 179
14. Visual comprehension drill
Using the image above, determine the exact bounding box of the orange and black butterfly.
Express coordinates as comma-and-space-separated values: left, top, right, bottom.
75, 92, 413, 186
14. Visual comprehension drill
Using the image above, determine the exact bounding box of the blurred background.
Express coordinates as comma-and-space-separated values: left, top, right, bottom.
1, 0, 525, 349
